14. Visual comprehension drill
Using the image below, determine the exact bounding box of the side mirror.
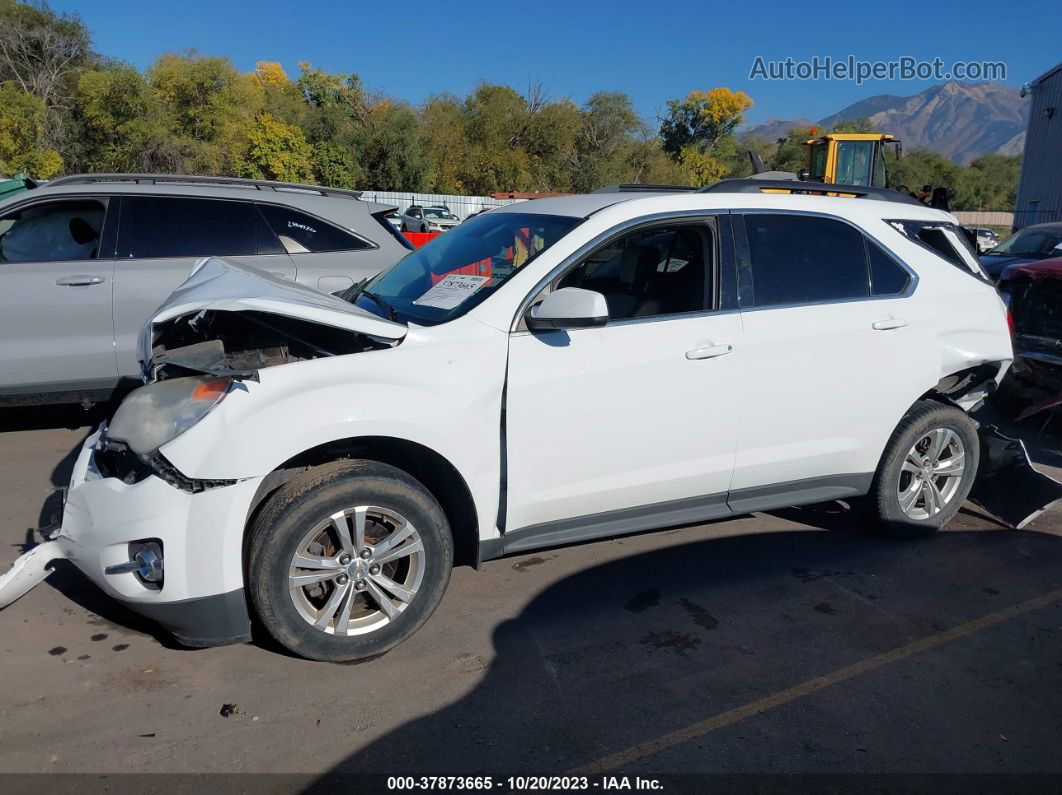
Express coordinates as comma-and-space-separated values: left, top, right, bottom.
526, 287, 609, 331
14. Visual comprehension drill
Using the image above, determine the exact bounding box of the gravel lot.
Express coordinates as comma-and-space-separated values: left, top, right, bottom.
1, 405, 1061, 788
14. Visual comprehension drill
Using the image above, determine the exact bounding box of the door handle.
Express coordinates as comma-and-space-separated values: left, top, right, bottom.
872, 317, 908, 331
55, 275, 104, 287
686, 343, 732, 360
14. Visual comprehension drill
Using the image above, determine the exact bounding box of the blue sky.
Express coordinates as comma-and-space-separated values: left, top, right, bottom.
52, 0, 1061, 126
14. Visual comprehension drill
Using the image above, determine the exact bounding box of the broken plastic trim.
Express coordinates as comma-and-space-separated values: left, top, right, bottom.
94, 437, 237, 494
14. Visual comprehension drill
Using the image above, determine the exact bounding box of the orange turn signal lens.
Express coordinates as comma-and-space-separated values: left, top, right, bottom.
191, 379, 230, 401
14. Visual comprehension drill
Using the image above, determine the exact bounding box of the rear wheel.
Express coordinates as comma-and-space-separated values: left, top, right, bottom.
247, 460, 453, 662
869, 400, 979, 537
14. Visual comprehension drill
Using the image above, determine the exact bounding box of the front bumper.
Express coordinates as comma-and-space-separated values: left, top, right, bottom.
55, 426, 264, 647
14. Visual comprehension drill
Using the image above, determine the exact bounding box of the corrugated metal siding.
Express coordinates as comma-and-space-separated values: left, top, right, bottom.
1015, 63, 1062, 229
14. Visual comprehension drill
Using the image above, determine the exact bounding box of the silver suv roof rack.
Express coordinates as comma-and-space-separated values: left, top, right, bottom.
45, 173, 363, 200
700, 178, 922, 206
593, 183, 696, 193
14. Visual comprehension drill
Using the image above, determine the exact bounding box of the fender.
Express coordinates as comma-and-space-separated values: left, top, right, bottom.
160, 317, 509, 539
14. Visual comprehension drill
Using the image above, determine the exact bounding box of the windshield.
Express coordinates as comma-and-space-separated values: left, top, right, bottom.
351, 212, 581, 325
423, 208, 456, 220
988, 228, 1062, 259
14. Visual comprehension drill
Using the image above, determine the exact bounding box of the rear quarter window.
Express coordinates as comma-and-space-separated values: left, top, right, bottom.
256, 204, 370, 254
887, 219, 989, 281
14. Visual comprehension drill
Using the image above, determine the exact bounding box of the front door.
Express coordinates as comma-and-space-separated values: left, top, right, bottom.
504, 218, 743, 532
0, 197, 117, 396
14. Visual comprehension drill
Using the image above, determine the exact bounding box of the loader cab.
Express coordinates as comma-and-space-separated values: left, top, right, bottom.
806, 133, 901, 189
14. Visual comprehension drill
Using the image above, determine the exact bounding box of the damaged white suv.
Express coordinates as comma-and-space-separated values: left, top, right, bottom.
2, 182, 1012, 661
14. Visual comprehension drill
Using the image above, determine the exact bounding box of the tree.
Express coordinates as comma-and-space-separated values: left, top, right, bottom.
233, 113, 314, 182
148, 53, 263, 173
0, 82, 62, 177
360, 102, 428, 191
570, 91, 643, 192
659, 88, 753, 186
70, 64, 158, 171
0, 0, 94, 147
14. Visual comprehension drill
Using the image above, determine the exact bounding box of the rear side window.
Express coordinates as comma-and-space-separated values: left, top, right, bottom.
868, 241, 910, 295
744, 214, 868, 306
118, 197, 280, 259
256, 204, 369, 254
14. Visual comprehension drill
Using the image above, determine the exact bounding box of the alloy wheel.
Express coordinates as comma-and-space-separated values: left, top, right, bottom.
896, 428, 966, 520
288, 506, 425, 635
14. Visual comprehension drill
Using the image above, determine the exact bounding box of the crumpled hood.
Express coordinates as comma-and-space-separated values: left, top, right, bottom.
138, 258, 407, 377
146, 257, 407, 340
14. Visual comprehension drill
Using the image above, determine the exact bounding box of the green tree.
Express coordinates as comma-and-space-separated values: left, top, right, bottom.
0, 82, 62, 177
0, 0, 94, 147
233, 113, 314, 182
570, 91, 644, 191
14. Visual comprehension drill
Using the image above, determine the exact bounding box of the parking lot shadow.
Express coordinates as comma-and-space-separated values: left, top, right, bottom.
315, 523, 1062, 783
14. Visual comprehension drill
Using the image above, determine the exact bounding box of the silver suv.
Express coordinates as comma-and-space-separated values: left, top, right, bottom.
0, 174, 412, 406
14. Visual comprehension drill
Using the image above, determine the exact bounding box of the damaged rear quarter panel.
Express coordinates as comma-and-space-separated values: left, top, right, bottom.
158, 315, 510, 540
885, 226, 1013, 390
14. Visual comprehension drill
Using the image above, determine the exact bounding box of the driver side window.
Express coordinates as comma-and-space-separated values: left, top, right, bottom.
0, 199, 107, 263
557, 223, 714, 321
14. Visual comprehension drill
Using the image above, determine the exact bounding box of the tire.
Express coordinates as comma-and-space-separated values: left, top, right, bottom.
247, 460, 453, 662
868, 400, 980, 538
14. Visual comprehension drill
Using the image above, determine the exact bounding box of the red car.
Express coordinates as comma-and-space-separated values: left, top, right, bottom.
995, 256, 1062, 417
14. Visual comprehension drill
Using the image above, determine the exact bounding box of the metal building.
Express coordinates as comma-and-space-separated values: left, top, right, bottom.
1014, 62, 1062, 229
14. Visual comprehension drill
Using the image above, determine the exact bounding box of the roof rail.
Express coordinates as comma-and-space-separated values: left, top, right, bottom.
593, 183, 696, 194
44, 173, 364, 200
699, 178, 923, 206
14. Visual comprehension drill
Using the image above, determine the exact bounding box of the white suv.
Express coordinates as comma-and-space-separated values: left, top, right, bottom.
2, 182, 1012, 661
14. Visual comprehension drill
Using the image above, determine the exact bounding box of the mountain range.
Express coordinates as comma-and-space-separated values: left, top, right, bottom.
742, 81, 1028, 164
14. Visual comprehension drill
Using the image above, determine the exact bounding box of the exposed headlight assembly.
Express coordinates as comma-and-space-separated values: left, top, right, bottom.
107, 376, 232, 457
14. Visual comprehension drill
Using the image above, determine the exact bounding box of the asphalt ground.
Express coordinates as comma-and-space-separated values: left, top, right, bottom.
1, 403, 1061, 792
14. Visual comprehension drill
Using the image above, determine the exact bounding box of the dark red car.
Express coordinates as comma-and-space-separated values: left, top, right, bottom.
995, 256, 1062, 417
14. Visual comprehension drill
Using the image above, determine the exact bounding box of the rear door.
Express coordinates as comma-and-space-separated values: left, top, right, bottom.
113, 196, 295, 377
0, 196, 118, 396
728, 212, 928, 501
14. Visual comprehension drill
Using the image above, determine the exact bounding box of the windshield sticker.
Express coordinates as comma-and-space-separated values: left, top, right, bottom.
413, 274, 489, 310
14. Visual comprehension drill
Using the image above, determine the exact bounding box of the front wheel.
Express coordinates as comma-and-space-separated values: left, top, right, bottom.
868, 400, 979, 538
247, 460, 453, 662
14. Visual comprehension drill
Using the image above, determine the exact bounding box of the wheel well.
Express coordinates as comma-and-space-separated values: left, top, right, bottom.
920, 363, 1004, 409
245, 437, 480, 568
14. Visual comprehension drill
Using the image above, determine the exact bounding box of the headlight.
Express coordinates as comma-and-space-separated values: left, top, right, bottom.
107, 376, 232, 457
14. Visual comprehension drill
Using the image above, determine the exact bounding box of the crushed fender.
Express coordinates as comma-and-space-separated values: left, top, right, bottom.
969, 426, 1062, 529
0, 540, 66, 609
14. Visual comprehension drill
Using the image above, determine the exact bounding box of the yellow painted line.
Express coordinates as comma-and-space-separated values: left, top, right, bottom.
568, 587, 1062, 776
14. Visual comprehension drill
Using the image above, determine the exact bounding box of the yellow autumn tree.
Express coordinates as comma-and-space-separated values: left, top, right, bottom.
233, 113, 314, 182
660, 87, 753, 185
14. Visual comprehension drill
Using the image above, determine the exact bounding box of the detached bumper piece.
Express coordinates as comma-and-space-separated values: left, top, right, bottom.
0, 540, 66, 609
970, 425, 1062, 529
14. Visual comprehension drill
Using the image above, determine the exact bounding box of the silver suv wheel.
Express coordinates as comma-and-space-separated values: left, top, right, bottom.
896, 428, 966, 520
288, 505, 425, 636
